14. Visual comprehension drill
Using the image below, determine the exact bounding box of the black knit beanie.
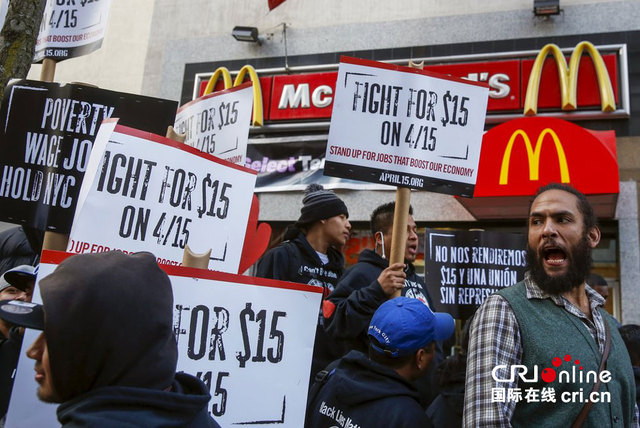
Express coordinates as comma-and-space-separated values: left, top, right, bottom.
296, 184, 349, 226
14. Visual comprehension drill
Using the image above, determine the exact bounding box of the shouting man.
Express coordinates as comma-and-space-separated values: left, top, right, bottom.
464, 183, 637, 427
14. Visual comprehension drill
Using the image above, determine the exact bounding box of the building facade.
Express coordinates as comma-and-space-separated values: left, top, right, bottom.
27, 0, 640, 323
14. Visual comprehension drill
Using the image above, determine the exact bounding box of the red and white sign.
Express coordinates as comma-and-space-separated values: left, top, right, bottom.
68, 120, 257, 272
325, 57, 489, 197
175, 83, 253, 165
6, 250, 322, 428
459, 117, 619, 218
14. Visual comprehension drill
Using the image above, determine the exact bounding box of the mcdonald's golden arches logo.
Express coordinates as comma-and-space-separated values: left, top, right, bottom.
203, 65, 264, 126
499, 128, 570, 185
524, 41, 615, 116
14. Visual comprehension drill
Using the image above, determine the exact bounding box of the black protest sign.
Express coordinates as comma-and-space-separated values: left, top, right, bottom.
424, 228, 527, 319
0, 79, 178, 232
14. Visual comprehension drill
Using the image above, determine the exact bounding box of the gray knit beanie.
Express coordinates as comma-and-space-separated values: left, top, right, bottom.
296, 184, 349, 226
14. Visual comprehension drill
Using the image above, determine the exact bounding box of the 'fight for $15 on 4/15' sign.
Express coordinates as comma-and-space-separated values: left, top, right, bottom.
6, 252, 322, 428
324, 56, 489, 197
67, 119, 257, 272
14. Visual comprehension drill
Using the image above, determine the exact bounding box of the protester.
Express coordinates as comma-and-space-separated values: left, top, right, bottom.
0, 265, 36, 425
323, 201, 440, 406
587, 273, 610, 301
464, 183, 638, 426
0, 226, 42, 276
256, 183, 351, 378
0, 251, 219, 427
306, 297, 454, 428
619, 324, 640, 408
587, 273, 621, 327
426, 314, 474, 427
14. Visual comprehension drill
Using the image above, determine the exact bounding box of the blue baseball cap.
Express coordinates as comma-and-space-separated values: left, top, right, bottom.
368, 297, 455, 357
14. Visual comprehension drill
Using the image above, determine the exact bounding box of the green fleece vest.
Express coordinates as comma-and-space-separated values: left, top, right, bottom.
497, 282, 635, 427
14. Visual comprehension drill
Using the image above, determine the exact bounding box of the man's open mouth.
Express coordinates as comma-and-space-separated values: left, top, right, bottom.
543, 246, 567, 265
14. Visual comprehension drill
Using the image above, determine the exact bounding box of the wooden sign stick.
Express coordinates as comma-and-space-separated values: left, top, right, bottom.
390, 60, 423, 298
163, 127, 210, 269
40, 58, 56, 83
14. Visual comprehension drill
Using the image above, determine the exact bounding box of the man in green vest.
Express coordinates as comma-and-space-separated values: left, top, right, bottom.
463, 183, 638, 427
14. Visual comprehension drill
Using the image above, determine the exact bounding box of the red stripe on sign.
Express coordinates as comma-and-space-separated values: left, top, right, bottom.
111, 123, 257, 175
160, 264, 324, 294
40, 250, 74, 265
339, 56, 490, 88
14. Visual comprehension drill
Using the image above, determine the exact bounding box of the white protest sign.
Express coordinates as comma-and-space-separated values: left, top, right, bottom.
68, 119, 257, 272
170, 265, 322, 426
174, 83, 253, 165
6, 251, 322, 428
34, 0, 112, 62
325, 56, 489, 197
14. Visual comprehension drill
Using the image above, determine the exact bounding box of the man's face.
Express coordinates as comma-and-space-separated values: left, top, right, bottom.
379, 215, 418, 262
526, 189, 599, 294
323, 213, 352, 247
592, 284, 609, 300
0, 283, 34, 303
26, 332, 62, 403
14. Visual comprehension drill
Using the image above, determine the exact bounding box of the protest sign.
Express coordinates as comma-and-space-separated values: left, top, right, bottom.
0, 79, 178, 232
68, 120, 257, 272
174, 83, 253, 165
34, 0, 112, 62
424, 228, 527, 319
6, 250, 322, 428
325, 57, 489, 197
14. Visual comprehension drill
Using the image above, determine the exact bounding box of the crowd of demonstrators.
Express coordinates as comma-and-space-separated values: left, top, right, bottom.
464, 183, 638, 427
323, 201, 442, 407
305, 297, 454, 428
619, 324, 640, 408
0, 265, 36, 425
0, 251, 220, 427
256, 183, 351, 378
1, 182, 639, 427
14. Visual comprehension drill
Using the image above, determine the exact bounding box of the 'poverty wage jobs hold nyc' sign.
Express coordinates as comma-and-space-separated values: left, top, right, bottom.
325, 57, 489, 197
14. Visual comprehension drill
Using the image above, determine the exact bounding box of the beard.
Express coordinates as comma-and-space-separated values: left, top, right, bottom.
526, 234, 592, 295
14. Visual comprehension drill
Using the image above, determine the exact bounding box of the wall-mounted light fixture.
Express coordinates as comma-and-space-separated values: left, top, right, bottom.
232, 26, 264, 45
533, 0, 561, 16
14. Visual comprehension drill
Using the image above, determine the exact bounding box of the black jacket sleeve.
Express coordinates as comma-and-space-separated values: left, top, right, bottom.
255, 245, 291, 281
324, 267, 388, 340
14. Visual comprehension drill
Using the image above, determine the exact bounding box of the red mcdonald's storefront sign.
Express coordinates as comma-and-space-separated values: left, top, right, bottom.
459, 117, 619, 219
195, 42, 625, 124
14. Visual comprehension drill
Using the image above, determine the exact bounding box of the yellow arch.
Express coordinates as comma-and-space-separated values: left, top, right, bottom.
202, 65, 264, 126
524, 41, 615, 116
499, 128, 570, 185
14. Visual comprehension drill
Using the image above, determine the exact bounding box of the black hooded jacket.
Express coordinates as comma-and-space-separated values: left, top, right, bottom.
256, 231, 345, 377
324, 249, 433, 354
323, 249, 441, 407
305, 350, 432, 428
57, 372, 219, 427
256, 231, 344, 293
38, 251, 219, 427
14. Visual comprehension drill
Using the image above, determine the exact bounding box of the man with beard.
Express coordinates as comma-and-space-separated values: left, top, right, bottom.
464, 183, 638, 427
